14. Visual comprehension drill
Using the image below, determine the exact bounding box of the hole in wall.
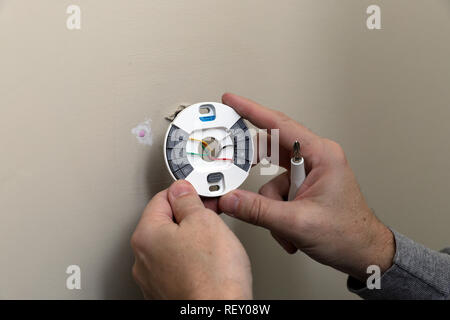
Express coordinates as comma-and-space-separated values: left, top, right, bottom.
198, 136, 220, 161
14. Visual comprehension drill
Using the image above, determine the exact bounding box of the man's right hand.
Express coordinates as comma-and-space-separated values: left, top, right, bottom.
218, 93, 395, 282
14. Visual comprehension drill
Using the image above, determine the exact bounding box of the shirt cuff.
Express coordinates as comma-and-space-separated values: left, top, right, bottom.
347, 229, 450, 300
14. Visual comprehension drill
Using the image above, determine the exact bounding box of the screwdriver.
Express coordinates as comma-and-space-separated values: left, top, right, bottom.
288, 140, 306, 201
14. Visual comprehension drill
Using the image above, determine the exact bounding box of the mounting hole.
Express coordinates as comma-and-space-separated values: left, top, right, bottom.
209, 185, 220, 192
198, 136, 221, 162
199, 104, 216, 122
199, 106, 210, 114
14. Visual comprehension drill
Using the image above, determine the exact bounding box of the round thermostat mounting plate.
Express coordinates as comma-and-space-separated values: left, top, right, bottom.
163, 102, 253, 197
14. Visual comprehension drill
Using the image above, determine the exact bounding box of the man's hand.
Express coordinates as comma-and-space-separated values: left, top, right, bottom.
131, 180, 252, 299
218, 93, 395, 282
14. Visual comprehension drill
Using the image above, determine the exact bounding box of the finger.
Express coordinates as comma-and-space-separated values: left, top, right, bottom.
271, 231, 298, 254
139, 189, 174, 227
218, 189, 294, 232
222, 93, 319, 152
258, 172, 290, 201
227, 179, 298, 252
201, 196, 219, 213
168, 180, 205, 223
259, 173, 298, 253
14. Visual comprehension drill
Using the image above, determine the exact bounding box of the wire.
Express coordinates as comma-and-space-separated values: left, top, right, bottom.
187, 152, 205, 157
188, 138, 233, 161
187, 152, 232, 161
189, 138, 232, 153
189, 138, 213, 152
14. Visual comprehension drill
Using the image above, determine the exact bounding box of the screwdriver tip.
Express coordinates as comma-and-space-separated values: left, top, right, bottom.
293, 140, 301, 161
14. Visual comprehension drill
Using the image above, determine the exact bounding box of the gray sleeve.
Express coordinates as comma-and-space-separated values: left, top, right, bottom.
347, 230, 450, 300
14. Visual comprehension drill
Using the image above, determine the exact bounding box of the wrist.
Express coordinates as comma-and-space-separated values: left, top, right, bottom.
352, 219, 395, 282
373, 224, 395, 273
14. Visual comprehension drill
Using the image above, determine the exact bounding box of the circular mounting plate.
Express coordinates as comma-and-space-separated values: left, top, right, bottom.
163, 102, 253, 197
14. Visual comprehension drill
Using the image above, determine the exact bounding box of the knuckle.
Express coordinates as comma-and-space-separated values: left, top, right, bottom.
131, 263, 146, 289
274, 110, 288, 119
248, 197, 266, 226
293, 203, 320, 233
174, 197, 203, 215
273, 111, 291, 127
131, 264, 139, 281
324, 139, 347, 165
130, 231, 145, 252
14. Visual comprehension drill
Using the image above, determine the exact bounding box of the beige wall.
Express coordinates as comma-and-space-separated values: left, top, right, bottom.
1, 0, 449, 299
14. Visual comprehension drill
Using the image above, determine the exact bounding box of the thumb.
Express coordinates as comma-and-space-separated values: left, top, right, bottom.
168, 180, 205, 223
219, 189, 293, 232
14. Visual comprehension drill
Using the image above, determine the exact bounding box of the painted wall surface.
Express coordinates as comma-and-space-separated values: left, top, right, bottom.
1, 0, 449, 299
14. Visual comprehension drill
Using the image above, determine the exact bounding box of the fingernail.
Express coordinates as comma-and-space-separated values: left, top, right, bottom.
222, 193, 240, 216
170, 181, 193, 199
